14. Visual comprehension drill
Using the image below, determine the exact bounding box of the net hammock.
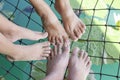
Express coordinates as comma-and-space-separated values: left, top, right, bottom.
0, 0, 120, 80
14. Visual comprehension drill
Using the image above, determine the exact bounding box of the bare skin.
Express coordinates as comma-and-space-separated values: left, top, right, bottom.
43, 41, 70, 80
30, 0, 68, 43
0, 14, 51, 61
55, 0, 86, 41
0, 32, 51, 61
68, 47, 92, 80
7, 41, 51, 61
0, 14, 48, 42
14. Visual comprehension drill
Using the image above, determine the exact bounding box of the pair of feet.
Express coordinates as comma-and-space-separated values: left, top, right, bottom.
32, 0, 86, 43
0, 14, 51, 61
1, 0, 85, 61
44, 41, 92, 80
1, 26, 51, 61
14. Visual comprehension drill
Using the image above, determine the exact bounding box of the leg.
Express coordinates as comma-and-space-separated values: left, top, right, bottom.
43, 40, 70, 80
55, 0, 86, 41
0, 32, 18, 57
68, 47, 92, 80
0, 32, 51, 61
30, 0, 68, 43
0, 14, 48, 42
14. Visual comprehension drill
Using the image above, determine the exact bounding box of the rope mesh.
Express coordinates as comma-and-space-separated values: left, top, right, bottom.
0, 0, 120, 80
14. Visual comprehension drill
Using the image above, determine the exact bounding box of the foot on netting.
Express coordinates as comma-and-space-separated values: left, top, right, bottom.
67, 47, 92, 80
41, 14, 68, 44
7, 41, 51, 61
3, 26, 48, 42
44, 40, 70, 80
55, 0, 86, 41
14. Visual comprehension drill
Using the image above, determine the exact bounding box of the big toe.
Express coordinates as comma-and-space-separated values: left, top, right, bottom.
63, 40, 70, 54
42, 41, 50, 47
69, 32, 78, 41
71, 47, 80, 56
35, 32, 48, 39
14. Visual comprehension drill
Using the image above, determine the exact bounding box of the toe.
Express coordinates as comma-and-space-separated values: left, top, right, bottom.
47, 55, 51, 60
49, 49, 54, 59
41, 57, 47, 60
63, 36, 68, 43
83, 52, 88, 61
42, 41, 50, 47
79, 50, 84, 59
47, 49, 54, 60
56, 36, 63, 44
72, 47, 80, 56
51, 37, 56, 43
79, 22, 86, 34
70, 32, 78, 41
43, 47, 51, 51
63, 40, 70, 53
44, 50, 51, 54
87, 61, 92, 70
55, 37, 59, 44
36, 32, 48, 39
80, 20, 86, 30
53, 44, 57, 55
66, 27, 77, 41
74, 28, 80, 39
59, 36, 63, 43
78, 25, 84, 34
48, 36, 52, 42
77, 28, 82, 38
85, 56, 90, 66
57, 43, 63, 54
42, 53, 50, 57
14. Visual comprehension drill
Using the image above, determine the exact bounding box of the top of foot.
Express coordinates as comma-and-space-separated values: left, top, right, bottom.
68, 47, 92, 80
55, 0, 86, 41
46, 40, 70, 80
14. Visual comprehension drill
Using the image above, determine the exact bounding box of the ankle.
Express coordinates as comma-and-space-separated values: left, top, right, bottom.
8, 45, 25, 61
6, 26, 21, 37
55, 0, 73, 16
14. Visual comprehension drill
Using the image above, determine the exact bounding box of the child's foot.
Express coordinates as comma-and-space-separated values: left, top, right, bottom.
55, 0, 86, 41
2, 26, 48, 42
30, 0, 68, 43
68, 47, 92, 80
42, 13, 68, 44
0, 14, 47, 42
7, 41, 51, 61
44, 40, 70, 80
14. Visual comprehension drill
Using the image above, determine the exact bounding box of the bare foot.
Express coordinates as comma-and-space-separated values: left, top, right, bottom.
55, 0, 86, 41
2, 26, 48, 42
30, 0, 68, 44
43, 40, 70, 80
41, 12, 68, 44
0, 14, 48, 42
68, 47, 92, 80
7, 41, 51, 61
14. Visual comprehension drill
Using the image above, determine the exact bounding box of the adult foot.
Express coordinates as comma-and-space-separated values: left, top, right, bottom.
55, 0, 86, 41
7, 41, 51, 61
43, 40, 70, 80
68, 47, 92, 80
2, 26, 48, 42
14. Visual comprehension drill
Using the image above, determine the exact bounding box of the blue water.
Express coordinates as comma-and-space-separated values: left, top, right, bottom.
0, 0, 120, 80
